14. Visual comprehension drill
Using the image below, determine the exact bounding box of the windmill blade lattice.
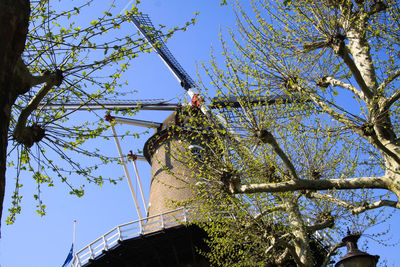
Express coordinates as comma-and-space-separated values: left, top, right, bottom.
210, 94, 308, 136
131, 14, 196, 90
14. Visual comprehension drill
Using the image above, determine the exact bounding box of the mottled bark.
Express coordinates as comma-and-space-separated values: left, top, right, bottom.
235, 176, 389, 194
285, 199, 314, 267
0, 0, 30, 234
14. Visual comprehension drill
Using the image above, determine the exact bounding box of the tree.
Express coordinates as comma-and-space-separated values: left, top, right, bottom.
168, 0, 400, 265
0, 0, 191, 230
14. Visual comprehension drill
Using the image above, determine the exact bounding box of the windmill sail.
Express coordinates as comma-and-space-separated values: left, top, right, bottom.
131, 14, 196, 90
130, 15, 306, 110
210, 95, 303, 109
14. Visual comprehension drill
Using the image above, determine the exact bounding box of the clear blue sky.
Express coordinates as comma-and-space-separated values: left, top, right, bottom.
0, 1, 398, 267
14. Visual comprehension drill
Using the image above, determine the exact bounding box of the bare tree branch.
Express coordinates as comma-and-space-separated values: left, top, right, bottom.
305, 217, 334, 233
369, 130, 400, 166
14, 56, 62, 91
13, 70, 63, 147
254, 204, 287, 219
235, 176, 389, 194
272, 236, 307, 267
295, 84, 400, 165
366, 1, 388, 18
352, 199, 400, 213
290, 83, 365, 137
379, 68, 400, 94
257, 129, 299, 180
319, 76, 367, 103
244, 204, 287, 229
301, 41, 329, 52
336, 42, 373, 100
307, 192, 400, 214
307, 192, 352, 209
274, 247, 290, 265
322, 242, 345, 267
380, 68, 400, 110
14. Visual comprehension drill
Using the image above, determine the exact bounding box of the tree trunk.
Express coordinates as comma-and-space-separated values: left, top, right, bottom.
0, 0, 30, 234
286, 199, 314, 267
0, 91, 12, 234
385, 158, 400, 200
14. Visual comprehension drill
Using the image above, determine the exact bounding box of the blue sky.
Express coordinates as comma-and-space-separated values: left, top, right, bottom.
0, 1, 398, 267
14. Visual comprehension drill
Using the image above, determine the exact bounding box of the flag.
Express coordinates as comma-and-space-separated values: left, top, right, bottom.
62, 243, 73, 267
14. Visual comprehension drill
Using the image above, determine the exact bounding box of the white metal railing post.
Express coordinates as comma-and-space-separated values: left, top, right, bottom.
160, 213, 165, 229
76, 254, 82, 267
106, 116, 143, 220
89, 245, 94, 260
183, 207, 188, 223
117, 226, 122, 241
139, 218, 144, 235
102, 235, 108, 251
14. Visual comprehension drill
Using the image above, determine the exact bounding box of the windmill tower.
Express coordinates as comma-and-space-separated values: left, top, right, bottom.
143, 108, 199, 219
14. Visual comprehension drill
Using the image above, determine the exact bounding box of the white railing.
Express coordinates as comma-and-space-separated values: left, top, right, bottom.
71, 207, 190, 267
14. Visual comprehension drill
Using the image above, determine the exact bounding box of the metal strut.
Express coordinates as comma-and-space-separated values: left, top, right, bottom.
106, 114, 143, 219
128, 151, 148, 215
105, 113, 162, 129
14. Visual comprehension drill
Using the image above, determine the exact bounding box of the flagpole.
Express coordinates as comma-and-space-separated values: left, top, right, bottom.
62, 220, 76, 267
73, 220, 76, 251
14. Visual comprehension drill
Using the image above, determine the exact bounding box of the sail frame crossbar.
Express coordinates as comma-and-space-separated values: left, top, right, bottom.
41, 98, 179, 111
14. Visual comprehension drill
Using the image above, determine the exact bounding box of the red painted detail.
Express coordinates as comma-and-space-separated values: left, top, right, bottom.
104, 113, 115, 122
191, 94, 204, 108
128, 150, 137, 161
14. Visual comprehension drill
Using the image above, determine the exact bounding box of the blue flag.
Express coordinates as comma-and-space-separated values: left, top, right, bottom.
62, 244, 74, 267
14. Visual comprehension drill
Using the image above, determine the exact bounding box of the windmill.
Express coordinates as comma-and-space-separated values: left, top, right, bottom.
47, 13, 306, 267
